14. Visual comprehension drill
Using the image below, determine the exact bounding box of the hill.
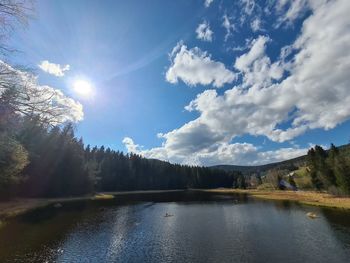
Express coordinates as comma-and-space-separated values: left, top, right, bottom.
211, 144, 350, 175
211, 143, 350, 175
211, 155, 306, 175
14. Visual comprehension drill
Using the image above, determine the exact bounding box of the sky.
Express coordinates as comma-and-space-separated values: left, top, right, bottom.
7, 0, 350, 166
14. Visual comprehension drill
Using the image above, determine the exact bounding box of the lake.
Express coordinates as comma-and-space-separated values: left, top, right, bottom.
0, 190, 350, 262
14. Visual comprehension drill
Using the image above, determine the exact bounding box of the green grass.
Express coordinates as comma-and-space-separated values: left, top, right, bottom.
293, 166, 313, 189
91, 194, 115, 200
294, 166, 309, 177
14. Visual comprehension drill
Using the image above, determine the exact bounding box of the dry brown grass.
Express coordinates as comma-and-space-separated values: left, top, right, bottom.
202, 189, 350, 209
0, 199, 48, 219
0, 196, 89, 219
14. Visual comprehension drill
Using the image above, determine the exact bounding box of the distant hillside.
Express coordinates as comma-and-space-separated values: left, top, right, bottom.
211, 143, 350, 175
211, 155, 306, 175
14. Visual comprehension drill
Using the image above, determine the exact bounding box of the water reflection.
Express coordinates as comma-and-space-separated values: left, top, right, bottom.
0, 191, 349, 263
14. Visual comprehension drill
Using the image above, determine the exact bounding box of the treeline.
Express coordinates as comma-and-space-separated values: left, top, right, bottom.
0, 115, 240, 199
307, 144, 350, 195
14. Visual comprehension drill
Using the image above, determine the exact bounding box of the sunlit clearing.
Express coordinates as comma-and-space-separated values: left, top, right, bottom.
73, 79, 93, 98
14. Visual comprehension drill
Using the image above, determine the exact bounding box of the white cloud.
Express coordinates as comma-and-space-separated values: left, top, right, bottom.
250, 17, 263, 32
222, 15, 235, 41
122, 137, 141, 153
274, 0, 316, 27
241, 0, 256, 16
234, 35, 283, 88
204, 0, 214, 8
257, 147, 307, 164
1, 60, 83, 124
122, 136, 307, 166
165, 43, 236, 88
38, 60, 70, 77
230, 38, 253, 52
195, 21, 213, 42
283, 0, 350, 131
234, 35, 269, 71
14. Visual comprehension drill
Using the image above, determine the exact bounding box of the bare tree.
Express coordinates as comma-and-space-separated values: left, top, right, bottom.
0, 0, 35, 53
0, 1, 83, 126
0, 61, 83, 126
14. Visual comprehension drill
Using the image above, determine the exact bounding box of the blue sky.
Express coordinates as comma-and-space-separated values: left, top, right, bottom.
8, 0, 350, 165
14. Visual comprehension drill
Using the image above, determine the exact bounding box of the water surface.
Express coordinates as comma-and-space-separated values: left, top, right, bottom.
0, 191, 350, 262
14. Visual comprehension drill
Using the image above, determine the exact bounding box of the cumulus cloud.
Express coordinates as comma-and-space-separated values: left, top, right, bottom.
1, 60, 83, 124
204, 0, 214, 8
38, 60, 70, 77
234, 35, 269, 71
165, 43, 236, 88
195, 21, 213, 42
122, 137, 141, 153
125, 0, 350, 166
234, 35, 284, 88
123, 136, 307, 166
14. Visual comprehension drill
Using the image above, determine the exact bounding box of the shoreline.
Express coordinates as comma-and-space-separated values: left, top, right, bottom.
1, 189, 350, 222
201, 189, 350, 210
0, 189, 185, 220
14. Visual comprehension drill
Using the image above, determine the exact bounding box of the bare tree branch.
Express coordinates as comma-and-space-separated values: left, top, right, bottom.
0, 0, 35, 55
0, 60, 84, 126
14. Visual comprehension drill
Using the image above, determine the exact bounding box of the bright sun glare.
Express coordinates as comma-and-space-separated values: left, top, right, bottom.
73, 79, 93, 98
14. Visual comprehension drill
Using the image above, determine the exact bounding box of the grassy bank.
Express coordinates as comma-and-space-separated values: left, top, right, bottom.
202, 189, 350, 210
0, 196, 91, 220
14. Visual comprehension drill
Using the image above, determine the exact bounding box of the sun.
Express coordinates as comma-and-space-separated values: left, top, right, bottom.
73, 79, 93, 98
